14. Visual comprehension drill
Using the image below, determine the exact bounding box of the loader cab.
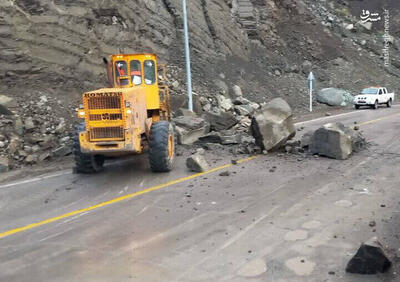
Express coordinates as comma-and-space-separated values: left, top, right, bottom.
106, 54, 164, 111
110, 54, 157, 88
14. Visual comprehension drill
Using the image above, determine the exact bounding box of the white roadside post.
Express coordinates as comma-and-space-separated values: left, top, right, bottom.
307, 72, 315, 112
182, 0, 193, 111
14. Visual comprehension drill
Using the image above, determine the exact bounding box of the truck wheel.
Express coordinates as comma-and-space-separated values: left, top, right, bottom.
372, 100, 378, 110
387, 99, 392, 108
148, 121, 175, 172
73, 122, 105, 173
355, 105, 360, 110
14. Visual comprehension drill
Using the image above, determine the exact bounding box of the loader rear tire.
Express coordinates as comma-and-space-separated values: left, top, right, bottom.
73, 122, 104, 173
149, 121, 175, 172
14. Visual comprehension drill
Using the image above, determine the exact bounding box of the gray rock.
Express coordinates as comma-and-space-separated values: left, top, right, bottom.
345, 23, 355, 31
302, 60, 312, 73
233, 96, 251, 105
196, 148, 205, 155
232, 85, 243, 97
0, 95, 16, 115
175, 108, 197, 117
175, 125, 209, 145
60, 136, 70, 143
173, 116, 208, 130
171, 80, 180, 89
23, 145, 33, 153
251, 98, 296, 151
203, 111, 237, 131
345, 128, 367, 153
198, 132, 223, 144
310, 122, 352, 160
55, 120, 66, 134
221, 134, 241, 145
356, 20, 372, 31
18, 150, 28, 157
234, 105, 254, 116
52, 145, 72, 157
39, 152, 51, 161
216, 94, 233, 111
214, 79, 229, 95
173, 116, 210, 145
346, 237, 391, 274
0, 156, 9, 172
32, 145, 41, 153
8, 138, 21, 155
40, 135, 56, 149
14, 117, 24, 135
317, 88, 354, 107
0, 95, 17, 108
25, 154, 38, 164
186, 154, 209, 172
24, 117, 36, 131
203, 143, 224, 151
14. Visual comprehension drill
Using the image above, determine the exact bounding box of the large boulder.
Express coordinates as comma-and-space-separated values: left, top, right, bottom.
251, 98, 296, 151
317, 88, 354, 107
346, 237, 391, 274
310, 122, 352, 160
173, 116, 210, 145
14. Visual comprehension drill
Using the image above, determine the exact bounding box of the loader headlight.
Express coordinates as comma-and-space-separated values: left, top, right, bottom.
126, 109, 132, 114
79, 110, 85, 117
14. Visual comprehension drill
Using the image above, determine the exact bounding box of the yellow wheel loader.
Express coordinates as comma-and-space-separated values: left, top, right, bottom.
74, 53, 175, 173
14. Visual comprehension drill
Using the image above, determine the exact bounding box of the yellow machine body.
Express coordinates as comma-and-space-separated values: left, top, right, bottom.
77, 53, 170, 157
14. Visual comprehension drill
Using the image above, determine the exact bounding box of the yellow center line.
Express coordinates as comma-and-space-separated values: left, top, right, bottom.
0, 156, 258, 239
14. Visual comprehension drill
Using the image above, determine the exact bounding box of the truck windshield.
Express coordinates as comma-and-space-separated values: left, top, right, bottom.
361, 88, 379, 95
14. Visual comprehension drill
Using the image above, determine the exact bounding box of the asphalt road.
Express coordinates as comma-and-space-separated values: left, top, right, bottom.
1, 106, 400, 282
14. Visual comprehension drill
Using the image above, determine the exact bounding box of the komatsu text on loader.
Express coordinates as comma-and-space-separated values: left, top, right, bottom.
74, 53, 175, 173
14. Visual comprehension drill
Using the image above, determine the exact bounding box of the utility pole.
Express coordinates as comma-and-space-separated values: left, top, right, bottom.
182, 0, 193, 111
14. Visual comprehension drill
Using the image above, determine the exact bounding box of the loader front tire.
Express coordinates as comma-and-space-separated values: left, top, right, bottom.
149, 121, 175, 172
73, 122, 104, 173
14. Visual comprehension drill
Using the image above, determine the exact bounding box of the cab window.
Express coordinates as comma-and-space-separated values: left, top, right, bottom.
378, 89, 383, 95
144, 60, 156, 85
115, 61, 129, 86
130, 60, 142, 85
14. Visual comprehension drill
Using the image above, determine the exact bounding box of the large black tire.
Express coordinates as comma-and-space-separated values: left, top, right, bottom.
73, 122, 105, 173
355, 105, 360, 110
387, 99, 392, 108
148, 121, 175, 172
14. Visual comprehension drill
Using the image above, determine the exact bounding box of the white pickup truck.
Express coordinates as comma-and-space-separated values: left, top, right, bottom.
354, 87, 394, 109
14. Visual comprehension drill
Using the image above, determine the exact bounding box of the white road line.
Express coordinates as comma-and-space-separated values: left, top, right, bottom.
0, 171, 72, 189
